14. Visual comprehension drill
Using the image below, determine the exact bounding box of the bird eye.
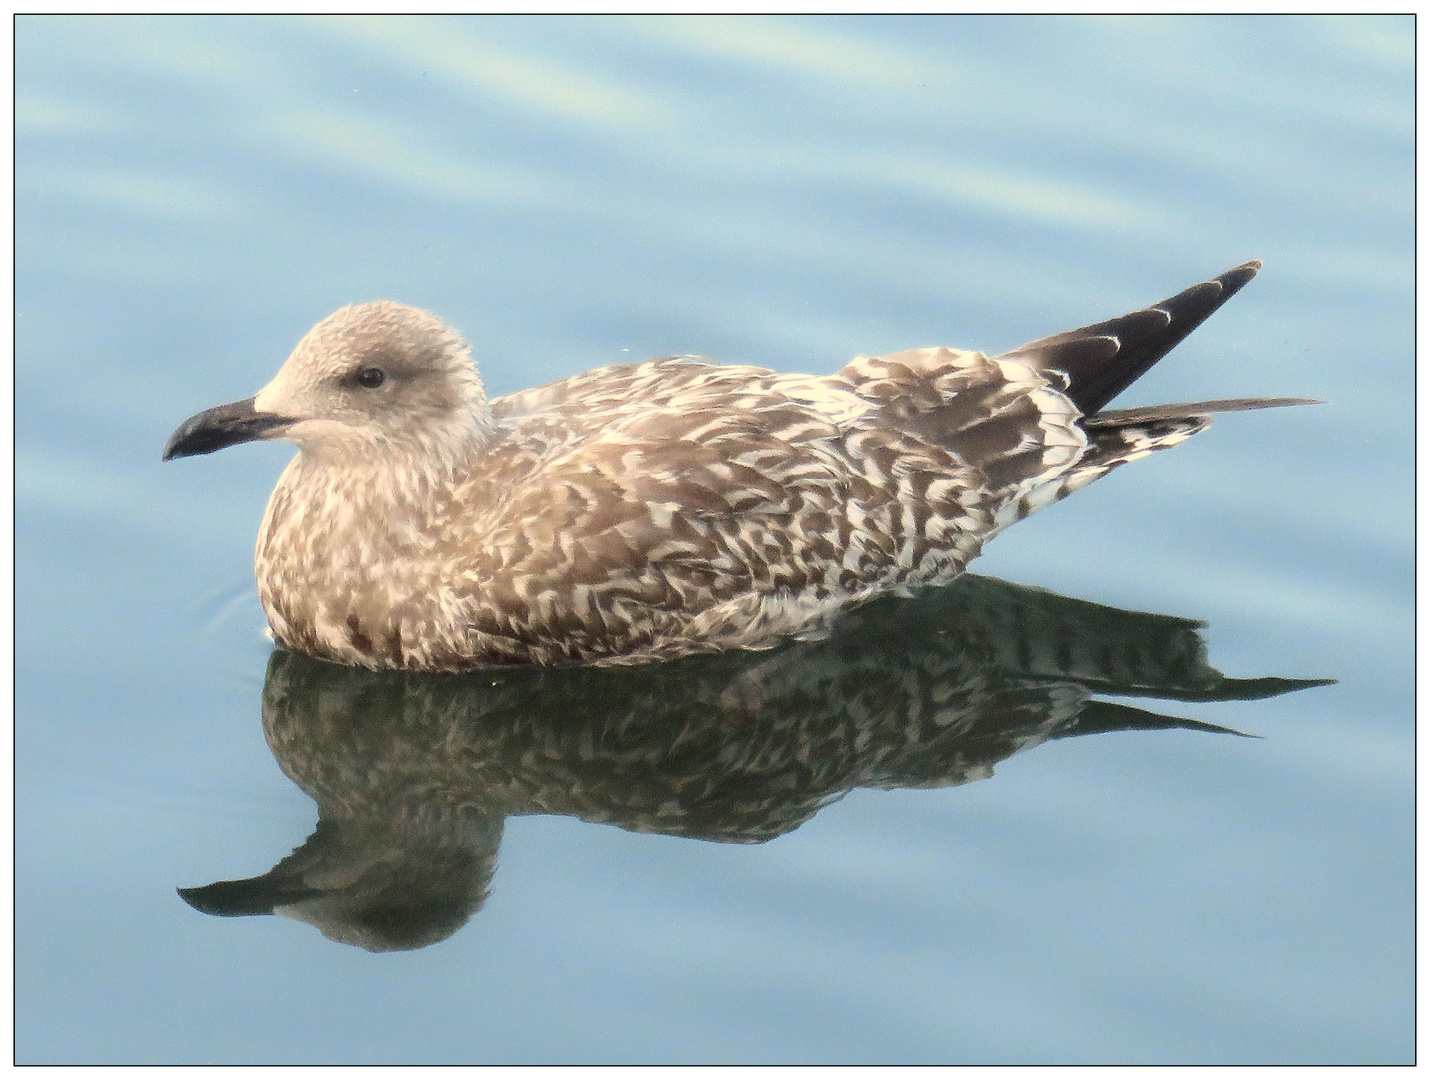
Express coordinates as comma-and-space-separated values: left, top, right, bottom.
356, 367, 385, 389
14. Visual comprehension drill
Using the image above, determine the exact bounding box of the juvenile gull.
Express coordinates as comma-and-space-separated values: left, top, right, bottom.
163, 260, 1313, 670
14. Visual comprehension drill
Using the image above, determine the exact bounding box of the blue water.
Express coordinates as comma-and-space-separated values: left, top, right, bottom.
16, 14, 1412, 1065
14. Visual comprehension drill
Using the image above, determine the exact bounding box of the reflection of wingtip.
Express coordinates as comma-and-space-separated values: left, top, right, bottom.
1188, 720, 1261, 739
1152, 713, 1263, 738
1055, 700, 1258, 740
1217, 676, 1337, 700
1145, 675, 1337, 703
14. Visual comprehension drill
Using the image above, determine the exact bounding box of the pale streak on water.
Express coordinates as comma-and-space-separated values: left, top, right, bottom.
16, 14, 1411, 1065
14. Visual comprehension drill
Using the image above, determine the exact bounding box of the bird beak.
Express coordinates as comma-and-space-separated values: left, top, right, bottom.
162, 397, 296, 461
177, 876, 324, 917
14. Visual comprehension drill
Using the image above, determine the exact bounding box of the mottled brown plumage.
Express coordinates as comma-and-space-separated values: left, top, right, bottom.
162, 260, 1312, 670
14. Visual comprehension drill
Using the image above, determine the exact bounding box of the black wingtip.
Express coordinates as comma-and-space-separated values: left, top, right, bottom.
1002, 261, 1269, 417
1069, 260, 1264, 413
1201, 260, 1258, 310
1219, 259, 1262, 288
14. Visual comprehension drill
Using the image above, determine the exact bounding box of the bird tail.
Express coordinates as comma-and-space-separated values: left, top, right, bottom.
1084, 397, 1321, 427
994, 395, 1319, 529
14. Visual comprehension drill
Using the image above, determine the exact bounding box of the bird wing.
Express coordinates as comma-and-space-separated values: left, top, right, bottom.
829, 345, 1087, 522
488, 355, 722, 420
449, 375, 868, 660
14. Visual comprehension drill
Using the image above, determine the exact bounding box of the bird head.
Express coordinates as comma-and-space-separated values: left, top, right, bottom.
162, 302, 492, 465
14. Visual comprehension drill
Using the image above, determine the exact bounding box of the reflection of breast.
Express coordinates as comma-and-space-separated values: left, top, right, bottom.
180, 574, 1331, 952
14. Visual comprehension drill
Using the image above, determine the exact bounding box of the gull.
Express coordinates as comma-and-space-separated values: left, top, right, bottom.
163, 260, 1313, 670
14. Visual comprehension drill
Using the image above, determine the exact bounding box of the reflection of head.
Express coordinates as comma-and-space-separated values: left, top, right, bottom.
272, 819, 502, 952
181, 817, 502, 953
182, 575, 1331, 951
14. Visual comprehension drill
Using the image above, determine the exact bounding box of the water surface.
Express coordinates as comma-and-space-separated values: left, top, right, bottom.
16, 14, 1412, 1065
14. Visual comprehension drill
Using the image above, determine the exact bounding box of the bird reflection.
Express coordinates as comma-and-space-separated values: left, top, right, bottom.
180, 575, 1330, 952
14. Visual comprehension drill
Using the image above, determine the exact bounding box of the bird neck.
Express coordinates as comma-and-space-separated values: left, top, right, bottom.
260, 403, 496, 571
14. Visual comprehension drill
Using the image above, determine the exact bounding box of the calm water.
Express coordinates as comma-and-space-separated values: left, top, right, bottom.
16, 15, 1412, 1065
